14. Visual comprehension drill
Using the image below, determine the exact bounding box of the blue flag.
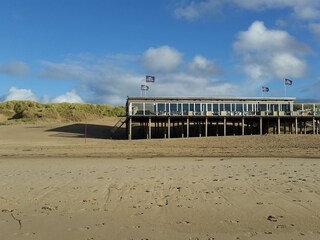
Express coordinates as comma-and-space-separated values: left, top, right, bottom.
262, 86, 269, 92
141, 84, 149, 91
146, 75, 155, 83
285, 78, 293, 85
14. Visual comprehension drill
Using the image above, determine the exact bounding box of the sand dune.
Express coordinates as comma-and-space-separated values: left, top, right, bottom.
0, 119, 320, 239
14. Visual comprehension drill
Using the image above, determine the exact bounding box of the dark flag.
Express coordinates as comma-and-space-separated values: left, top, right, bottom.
146, 75, 155, 83
285, 78, 293, 85
141, 84, 149, 91
262, 86, 269, 92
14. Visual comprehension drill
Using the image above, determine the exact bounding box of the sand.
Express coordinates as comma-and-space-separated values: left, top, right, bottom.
1, 118, 320, 239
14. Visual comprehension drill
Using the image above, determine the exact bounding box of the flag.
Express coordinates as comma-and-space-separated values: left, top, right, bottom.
141, 84, 149, 91
285, 78, 293, 85
146, 75, 155, 83
262, 86, 269, 92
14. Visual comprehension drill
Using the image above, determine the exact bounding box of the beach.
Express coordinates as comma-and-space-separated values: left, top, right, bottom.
1, 119, 320, 239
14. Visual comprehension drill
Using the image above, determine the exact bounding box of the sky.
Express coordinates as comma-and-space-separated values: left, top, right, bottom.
1, 0, 320, 105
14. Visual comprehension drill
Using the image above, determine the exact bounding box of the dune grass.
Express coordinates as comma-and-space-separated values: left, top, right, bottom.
0, 101, 125, 124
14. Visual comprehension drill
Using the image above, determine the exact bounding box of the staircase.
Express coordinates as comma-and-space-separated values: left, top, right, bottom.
111, 117, 128, 138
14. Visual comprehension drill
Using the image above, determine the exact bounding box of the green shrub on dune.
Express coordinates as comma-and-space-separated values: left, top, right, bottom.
0, 100, 125, 124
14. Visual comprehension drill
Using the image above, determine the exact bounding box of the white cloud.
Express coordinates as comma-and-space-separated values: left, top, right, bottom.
141, 46, 182, 72
188, 55, 221, 77
233, 21, 308, 54
39, 60, 92, 80
51, 90, 84, 103
233, 21, 308, 83
270, 53, 306, 78
174, 0, 223, 21
150, 72, 238, 97
309, 23, 320, 39
234, 0, 320, 20
174, 0, 320, 21
244, 64, 268, 81
5, 87, 37, 101
0, 61, 29, 76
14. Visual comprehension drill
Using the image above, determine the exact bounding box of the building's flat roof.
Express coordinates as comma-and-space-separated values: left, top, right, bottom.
127, 96, 296, 102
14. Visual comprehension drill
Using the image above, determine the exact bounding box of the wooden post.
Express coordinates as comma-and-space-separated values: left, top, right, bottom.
224, 117, 226, 136
216, 120, 219, 136
168, 117, 171, 138
149, 117, 152, 139
313, 118, 315, 134
187, 118, 189, 138
295, 117, 298, 134
260, 117, 263, 135
278, 117, 281, 135
242, 117, 245, 136
205, 117, 208, 137
304, 121, 307, 134
128, 117, 132, 140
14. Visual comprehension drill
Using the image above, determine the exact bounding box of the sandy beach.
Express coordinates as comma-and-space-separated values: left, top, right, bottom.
1, 119, 320, 239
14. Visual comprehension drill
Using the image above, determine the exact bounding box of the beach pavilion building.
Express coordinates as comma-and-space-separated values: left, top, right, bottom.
117, 97, 320, 140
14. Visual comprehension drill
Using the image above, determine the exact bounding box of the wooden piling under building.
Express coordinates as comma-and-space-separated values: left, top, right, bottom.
126, 115, 320, 140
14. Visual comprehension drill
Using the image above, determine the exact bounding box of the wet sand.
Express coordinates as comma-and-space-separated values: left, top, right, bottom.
0, 120, 320, 239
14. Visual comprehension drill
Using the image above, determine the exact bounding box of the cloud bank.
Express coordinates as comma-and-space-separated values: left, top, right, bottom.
51, 90, 84, 103
141, 46, 182, 72
32, 46, 233, 105
0, 61, 29, 76
4, 87, 37, 101
233, 21, 308, 83
174, 0, 320, 21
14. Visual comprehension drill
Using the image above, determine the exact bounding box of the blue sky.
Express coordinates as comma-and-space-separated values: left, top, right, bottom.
1, 0, 320, 105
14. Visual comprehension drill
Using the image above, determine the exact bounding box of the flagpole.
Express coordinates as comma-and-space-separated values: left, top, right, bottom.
284, 78, 287, 97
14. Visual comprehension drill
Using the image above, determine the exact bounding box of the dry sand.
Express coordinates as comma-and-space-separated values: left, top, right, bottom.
1, 118, 320, 239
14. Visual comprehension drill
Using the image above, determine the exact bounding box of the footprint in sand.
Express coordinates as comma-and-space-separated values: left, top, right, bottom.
276, 224, 286, 229
176, 220, 190, 225
220, 220, 239, 224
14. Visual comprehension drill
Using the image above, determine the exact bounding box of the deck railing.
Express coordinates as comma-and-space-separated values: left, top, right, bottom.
129, 103, 320, 117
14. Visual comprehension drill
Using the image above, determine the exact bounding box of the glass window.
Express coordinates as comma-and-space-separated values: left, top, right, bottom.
178, 103, 182, 112
195, 104, 201, 112
158, 103, 166, 115
213, 104, 218, 112
145, 103, 154, 115
170, 103, 178, 115
271, 104, 278, 111
259, 104, 267, 111
166, 104, 170, 114
236, 104, 243, 112
183, 104, 189, 115
132, 103, 143, 115
201, 104, 207, 112
282, 104, 289, 112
